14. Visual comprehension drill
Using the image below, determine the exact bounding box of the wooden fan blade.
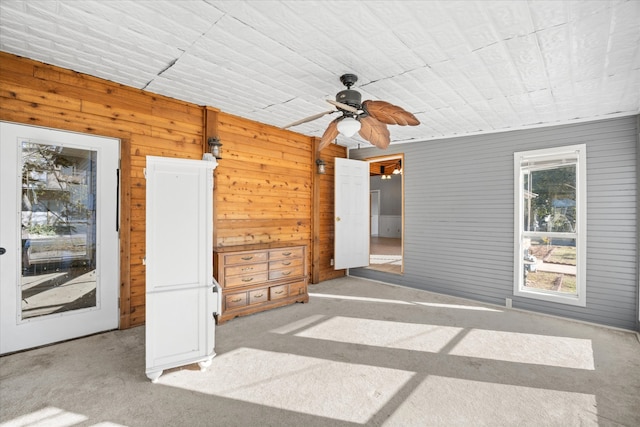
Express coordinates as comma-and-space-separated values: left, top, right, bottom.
319, 117, 340, 151
362, 100, 420, 126
283, 110, 335, 129
358, 116, 390, 149
326, 99, 359, 113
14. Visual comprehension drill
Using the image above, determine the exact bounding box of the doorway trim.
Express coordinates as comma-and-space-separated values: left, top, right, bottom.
366, 154, 404, 274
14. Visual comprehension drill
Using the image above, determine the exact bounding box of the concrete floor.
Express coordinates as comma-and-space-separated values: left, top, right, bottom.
1, 276, 639, 426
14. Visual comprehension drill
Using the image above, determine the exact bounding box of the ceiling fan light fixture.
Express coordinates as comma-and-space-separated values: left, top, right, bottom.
337, 117, 361, 137
393, 160, 402, 174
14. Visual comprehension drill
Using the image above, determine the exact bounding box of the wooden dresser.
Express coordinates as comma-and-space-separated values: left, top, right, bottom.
213, 244, 308, 323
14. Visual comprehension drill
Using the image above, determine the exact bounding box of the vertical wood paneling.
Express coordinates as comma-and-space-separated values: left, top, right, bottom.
214, 113, 313, 252
0, 52, 208, 328
351, 116, 638, 330
316, 142, 348, 283
214, 112, 321, 288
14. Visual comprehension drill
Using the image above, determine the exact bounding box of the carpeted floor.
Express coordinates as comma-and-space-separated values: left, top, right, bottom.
1, 276, 639, 426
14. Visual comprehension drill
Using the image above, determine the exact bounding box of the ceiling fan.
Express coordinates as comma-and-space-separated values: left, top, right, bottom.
283, 74, 420, 151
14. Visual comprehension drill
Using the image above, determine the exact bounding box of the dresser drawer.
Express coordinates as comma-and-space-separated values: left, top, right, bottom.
269, 258, 303, 270
225, 292, 248, 309
225, 262, 268, 277
289, 281, 306, 297
269, 284, 288, 300
225, 272, 269, 288
269, 265, 304, 281
224, 251, 268, 265
249, 288, 268, 305
269, 247, 304, 261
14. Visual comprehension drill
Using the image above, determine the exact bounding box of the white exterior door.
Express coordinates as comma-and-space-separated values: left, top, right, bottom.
334, 158, 369, 270
0, 122, 119, 355
145, 156, 218, 382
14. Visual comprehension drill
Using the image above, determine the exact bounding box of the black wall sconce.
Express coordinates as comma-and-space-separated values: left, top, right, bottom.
207, 137, 223, 159
316, 158, 326, 175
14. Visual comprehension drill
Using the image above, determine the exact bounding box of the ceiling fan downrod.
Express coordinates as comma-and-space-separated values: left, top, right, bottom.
339, 73, 358, 89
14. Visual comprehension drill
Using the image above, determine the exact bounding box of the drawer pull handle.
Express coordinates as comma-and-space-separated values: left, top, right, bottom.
242, 277, 254, 282
281, 261, 291, 266
254, 293, 264, 298
242, 267, 253, 271
282, 252, 292, 256
231, 298, 242, 303
274, 290, 284, 295
281, 271, 291, 276
241, 256, 253, 260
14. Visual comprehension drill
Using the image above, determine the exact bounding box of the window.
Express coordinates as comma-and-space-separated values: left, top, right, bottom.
514, 144, 586, 306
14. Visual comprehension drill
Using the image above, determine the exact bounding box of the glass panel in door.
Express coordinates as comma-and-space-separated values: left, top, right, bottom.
21, 142, 98, 319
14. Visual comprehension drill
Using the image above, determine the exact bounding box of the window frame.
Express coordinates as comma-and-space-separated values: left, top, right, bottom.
513, 144, 587, 307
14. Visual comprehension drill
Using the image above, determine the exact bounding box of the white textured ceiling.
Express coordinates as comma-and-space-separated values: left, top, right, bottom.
1, 0, 639, 149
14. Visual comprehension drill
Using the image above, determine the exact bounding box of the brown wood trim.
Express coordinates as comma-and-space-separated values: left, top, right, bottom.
205, 107, 220, 247
312, 137, 321, 284
119, 137, 132, 329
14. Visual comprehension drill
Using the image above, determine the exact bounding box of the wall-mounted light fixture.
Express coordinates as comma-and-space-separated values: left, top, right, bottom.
316, 158, 326, 175
207, 137, 223, 159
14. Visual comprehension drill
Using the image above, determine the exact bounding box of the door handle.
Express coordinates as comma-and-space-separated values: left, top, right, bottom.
0, 247, 5, 255
336, 216, 341, 222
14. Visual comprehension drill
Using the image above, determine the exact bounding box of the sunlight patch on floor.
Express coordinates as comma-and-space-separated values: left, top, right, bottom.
383, 376, 598, 426
309, 293, 414, 306
412, 301, 501, 312
0, 407, 85, 427
369, 255, 402, 265
159, 347, 414, 424
0, 406, 126, 427
295, 316, 463, 353
294, 316, 595, 370
309, 293, 501, 312
449, 329, 595, 370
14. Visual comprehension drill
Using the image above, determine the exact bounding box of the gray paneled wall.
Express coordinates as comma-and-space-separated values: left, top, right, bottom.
349, 116, 638, 330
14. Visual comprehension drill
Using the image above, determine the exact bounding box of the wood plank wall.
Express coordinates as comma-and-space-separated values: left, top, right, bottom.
316, 143, 348, 283
0, 52, 203, 328
0, 52, 344, 327
214, 111, 313, 247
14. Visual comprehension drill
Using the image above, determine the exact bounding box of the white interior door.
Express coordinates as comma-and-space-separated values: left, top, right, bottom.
0, 122, 119, 355
334, 158, 369, 270
145, 156, 218, 382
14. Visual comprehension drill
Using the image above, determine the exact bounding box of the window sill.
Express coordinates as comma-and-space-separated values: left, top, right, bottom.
514, 288, 586, 307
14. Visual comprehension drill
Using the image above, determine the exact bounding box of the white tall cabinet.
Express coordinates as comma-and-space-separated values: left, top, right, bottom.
145, 156, 219, 382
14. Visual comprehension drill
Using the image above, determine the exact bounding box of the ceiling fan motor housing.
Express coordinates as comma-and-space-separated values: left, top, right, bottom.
336, 89, 362, 109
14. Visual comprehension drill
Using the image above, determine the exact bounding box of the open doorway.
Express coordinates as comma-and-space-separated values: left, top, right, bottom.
367, 154, 403, 274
